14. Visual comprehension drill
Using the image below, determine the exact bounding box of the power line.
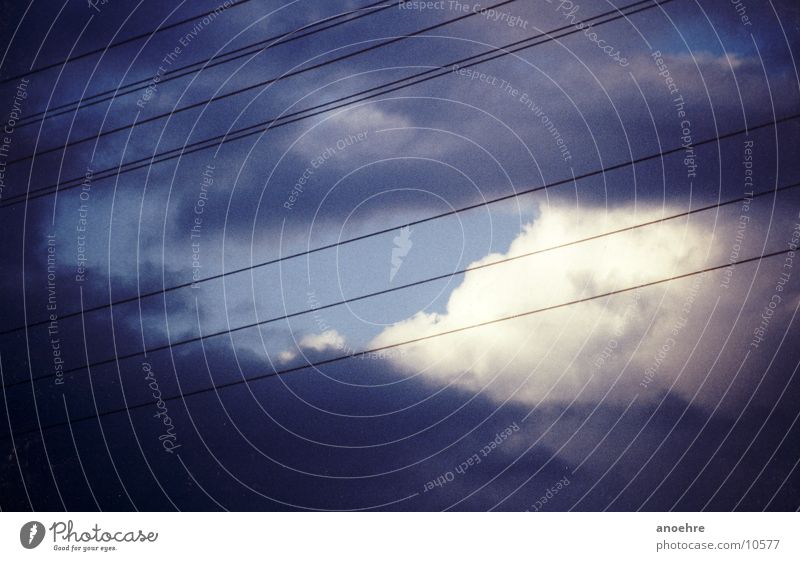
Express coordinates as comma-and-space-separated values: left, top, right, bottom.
3, 180, 798, 391
1, 113, 796, 337
0, 0, 258, 85
0, 0, 664, 207
0, 0, 662, 205
15, 0, 400, 127
2, 248, 791, 439
1, 112, 795, 338
8, 0, 520, 167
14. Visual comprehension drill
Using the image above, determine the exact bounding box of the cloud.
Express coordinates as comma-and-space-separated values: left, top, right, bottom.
370, 201, 797, 410
299, 329, 346, 352
278, 329, 348, 363
291, 104, 413, 160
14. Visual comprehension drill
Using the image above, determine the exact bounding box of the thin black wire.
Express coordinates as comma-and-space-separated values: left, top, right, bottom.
3, 248, 790, 439
8, 0, 520, 166
4, 180, 798, 391
0, 0, 662, 208
15, 0, 399, 126
0, 0, 259, 85
2, 111, 795, 337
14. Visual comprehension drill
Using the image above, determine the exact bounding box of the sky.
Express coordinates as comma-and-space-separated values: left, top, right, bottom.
0, 0, 799, 511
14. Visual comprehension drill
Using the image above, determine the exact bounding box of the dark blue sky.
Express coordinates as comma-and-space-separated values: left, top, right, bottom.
1, 0, 799, 511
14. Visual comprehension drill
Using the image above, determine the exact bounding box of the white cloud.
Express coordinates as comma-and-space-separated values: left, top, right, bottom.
369, 202, 794, 410
278, 329, 348, 363
299, 329, 346, 352
277, 349, 298, 363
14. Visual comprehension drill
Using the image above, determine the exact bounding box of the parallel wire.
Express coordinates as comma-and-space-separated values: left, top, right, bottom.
3, 180, 798, 390
1, 112, 795, 336
8, 0, 519, 166
3, 248, 790, 439
0, 0, 259, 85
14, 0, 399, 126
0, 0, 664, 208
